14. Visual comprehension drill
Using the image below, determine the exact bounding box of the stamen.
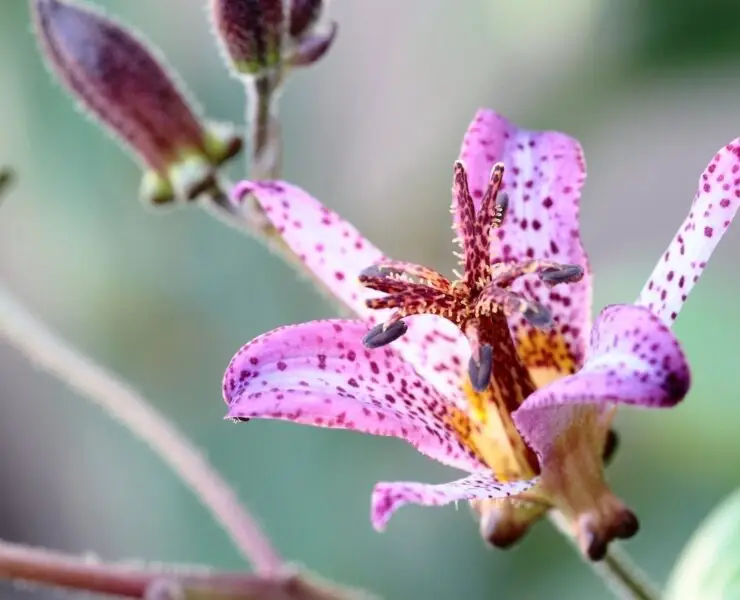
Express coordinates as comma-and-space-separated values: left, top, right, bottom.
522, 302, 553, 329
362, 320, 408, 349
468, 343, 494, 392
358, 265, 395, 279
231, 417, 251, 423
492, 192, 509, 228
476, 286, 553, 329
539, 264, 585, 286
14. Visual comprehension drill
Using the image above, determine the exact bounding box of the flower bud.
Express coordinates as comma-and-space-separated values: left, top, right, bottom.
211, 0, 337, 77
32, 0, 242, 206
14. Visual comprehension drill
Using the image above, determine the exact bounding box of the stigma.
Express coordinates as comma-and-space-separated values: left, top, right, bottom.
358, 161, 584, 392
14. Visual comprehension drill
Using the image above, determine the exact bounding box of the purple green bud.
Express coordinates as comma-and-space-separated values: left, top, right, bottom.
32, 0, 242, 206
211, 0, 337, 76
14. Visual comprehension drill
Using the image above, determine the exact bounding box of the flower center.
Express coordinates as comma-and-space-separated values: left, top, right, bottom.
357, 160, 584, 478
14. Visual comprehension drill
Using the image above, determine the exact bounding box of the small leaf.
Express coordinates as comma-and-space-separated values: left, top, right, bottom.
665, 488, 740, 600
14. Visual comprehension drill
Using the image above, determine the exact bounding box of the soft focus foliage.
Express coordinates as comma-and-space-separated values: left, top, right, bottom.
666, 489, 740, 600
2, 0, 740, 598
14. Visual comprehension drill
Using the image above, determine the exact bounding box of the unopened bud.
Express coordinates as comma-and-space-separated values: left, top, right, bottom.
289, 0, 322, 38
32, 0, 242, 206
211, 0, 337, 77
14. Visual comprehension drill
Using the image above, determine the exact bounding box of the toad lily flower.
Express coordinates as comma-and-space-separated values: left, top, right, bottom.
223, 109, 740, 560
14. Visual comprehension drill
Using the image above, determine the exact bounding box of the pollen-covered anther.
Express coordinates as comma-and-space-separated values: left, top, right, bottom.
468, 344, 493, 392
539, 264, 585, 286
491, 192, 509, 229
362, 320, 408, 349
475, 287, 554, 330
522, 302, 553, 329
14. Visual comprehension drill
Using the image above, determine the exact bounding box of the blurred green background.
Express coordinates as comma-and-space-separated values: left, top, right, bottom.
2, 1, 740, 598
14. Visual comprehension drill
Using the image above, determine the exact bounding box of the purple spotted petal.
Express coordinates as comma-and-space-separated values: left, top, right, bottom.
371, 472, 537, 531
458, 109, 591, 366
223, 319, 487, 474
514, 304, 690, 459
637, 139, 740, 326
231, 180, 470, 404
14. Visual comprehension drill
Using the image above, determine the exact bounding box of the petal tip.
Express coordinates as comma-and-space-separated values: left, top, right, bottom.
231, 180, 255, 204
370, 484, 398, 532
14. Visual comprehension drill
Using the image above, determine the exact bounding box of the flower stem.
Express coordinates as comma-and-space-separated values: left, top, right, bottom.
0, 286, 282, 574
246, 75, 282, 181
548, 511, 661, 600
0, 539, 354, 599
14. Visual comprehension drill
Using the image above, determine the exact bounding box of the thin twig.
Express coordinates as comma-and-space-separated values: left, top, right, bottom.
0, 286, 282, 574
548, 511, 661, 600
0, 539, 366, 600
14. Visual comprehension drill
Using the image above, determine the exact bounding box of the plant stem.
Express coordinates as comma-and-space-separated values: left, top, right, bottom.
548, 511, 661, 600
0, 286, 282, 574
0, 539, 340, 599
245, 75, 282, 181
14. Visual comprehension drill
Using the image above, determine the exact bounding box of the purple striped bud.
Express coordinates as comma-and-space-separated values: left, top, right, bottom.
211, 0, 337, 77
32, 0, 242, 206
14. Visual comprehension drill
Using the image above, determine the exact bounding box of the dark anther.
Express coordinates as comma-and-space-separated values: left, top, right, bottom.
522, 302, 553, 329
540, 264, 584, 285
362, 320, 408, 349
613, 510, 640, 540
585, 530, 607, 561
358, 265, 403, 281
602, 429, 619, 465
494, 192, 509, 225
231, 417, 251, 423
468, 344, 494, 392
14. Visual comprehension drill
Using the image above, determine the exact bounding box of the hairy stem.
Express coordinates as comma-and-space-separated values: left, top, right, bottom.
548, 511, 661, 600
0, 539, 346, 599
0, 286, 282, 574
246, 75, 282, 181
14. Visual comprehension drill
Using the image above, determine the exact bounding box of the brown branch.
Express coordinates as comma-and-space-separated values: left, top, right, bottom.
0, 540, 374, 600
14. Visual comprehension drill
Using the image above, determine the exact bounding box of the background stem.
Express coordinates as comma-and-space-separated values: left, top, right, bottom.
0, 539, 329, 599
0, 286, 282, 574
